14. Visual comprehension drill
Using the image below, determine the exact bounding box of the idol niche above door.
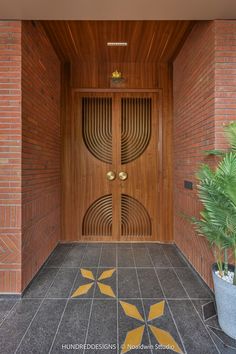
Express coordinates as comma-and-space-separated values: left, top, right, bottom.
75, 92, 160, 242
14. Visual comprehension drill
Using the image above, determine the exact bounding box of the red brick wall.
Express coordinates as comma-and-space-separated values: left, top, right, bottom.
21, 21, 61, 290
215, 21, 236, 149
0, 21, 22, 293
173, 20, 236, 288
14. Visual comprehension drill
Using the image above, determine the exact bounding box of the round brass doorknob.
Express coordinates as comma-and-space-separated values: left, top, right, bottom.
119, 171, 128, 181
106, 171, 116, 181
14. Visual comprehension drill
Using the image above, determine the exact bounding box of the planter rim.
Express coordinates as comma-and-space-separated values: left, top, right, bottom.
212, 263, 236, 289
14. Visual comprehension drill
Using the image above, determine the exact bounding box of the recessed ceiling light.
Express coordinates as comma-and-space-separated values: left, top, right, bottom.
107, 42, 128, 47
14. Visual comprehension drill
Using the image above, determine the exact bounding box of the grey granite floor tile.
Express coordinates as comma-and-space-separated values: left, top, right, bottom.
146, 243, 164, 251
81, 248, 101, 267
137, 268, 164, 298
0, 299, 17, 322
156, 268, 188, 298
205, 315, 221, 329
133, 248, 153, 267
207, 326, 236, 353
16, 299, 66, 353
0, 299, 41, 354
45, 244, 72, 267
118, 268, 141, 298
143, 299, 185, 354
207, 327, 236, 354
72, 243, 87, 247
168, 300, 219, 354
132, 243, 148, 248
85, 243, 102, 248
50, 299, 92, 354
116, 243, 132, 249
23, 267, 58, 298
99, 248, 116, 267
148, 248, 172, 267
162, 245, 188, 267
175, 268, 213, 299
46, 268, 78, 298
118, 248, 135, 267
85, 300, 117, 353
101, 243, 117, 248
118, 299, 152, 353
61, 245, 84, 267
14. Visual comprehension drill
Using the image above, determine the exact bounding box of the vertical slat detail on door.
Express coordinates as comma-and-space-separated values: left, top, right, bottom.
82, 195, 112, 237
121, 194, 152, 237
82, 97, 112, 164
121, 97, 151, 164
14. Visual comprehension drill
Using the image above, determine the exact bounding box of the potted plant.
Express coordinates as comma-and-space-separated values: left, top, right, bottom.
191, 122, 236, 339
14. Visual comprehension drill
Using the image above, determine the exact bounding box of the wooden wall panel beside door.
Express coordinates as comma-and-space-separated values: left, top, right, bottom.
74, 91, 160, 242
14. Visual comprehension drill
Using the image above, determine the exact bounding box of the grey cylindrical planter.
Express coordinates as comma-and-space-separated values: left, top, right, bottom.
212, 263, 236, 339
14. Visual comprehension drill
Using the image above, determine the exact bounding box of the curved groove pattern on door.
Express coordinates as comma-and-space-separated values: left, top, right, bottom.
121, 97, 151, 165
121, 194, 152, 237
82, 194, 112, 236
82, 97, 112, 164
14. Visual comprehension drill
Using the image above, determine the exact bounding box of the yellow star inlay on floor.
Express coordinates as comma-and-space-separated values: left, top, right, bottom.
149, 325, 183, 354
98, 268, 116, 281
121, 325, 145, 354
120, 301, 144, 321
81, 269, 95, 280
97, 282, 116, 298
71, 282, 94, 298
119, 300, 183, 354
148, 300, 165, 321
71, 268, 116, 298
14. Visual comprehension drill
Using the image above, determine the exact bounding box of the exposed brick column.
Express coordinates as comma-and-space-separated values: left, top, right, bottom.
215, 21, 236, 149
0, 20, 61, 294
173, 20, 236, 288
0, 21, 22, 293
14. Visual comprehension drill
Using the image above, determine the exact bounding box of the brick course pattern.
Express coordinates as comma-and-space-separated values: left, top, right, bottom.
0, 21, 22, 293
22, 21, 61, 291
0, 20, 61, 293
173, 20, 236, 288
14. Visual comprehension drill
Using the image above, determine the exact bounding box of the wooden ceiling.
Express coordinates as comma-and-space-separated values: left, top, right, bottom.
42, 21, 194, 63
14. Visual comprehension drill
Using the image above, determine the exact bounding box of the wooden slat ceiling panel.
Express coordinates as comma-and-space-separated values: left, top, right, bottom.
42, 20, 194, 63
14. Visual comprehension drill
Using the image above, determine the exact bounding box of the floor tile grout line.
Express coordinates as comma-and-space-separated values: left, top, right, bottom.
14, 244, 74, 354
116, 244, 119, 354
146, 246, 187, 354
206, 325, 236, 350
48, 243, 89, 354
131, 244, 154, 354
170, 267, 220, 353
0, 301, 19, 328
82, 244, 103, 354
163, 247, 221, 354
0, 246, 74, 329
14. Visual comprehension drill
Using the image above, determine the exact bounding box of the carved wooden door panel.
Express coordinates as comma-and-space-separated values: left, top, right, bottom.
75, 92, 159, 241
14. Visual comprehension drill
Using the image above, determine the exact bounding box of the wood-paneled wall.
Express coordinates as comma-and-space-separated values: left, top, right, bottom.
61, 61, 173, 243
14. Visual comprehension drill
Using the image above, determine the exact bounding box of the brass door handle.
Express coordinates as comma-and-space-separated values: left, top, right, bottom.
119, 171, 128, 181
106, 171, 116, 181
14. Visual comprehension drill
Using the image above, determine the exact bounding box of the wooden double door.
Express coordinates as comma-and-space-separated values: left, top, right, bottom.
75, 92, 160, 241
